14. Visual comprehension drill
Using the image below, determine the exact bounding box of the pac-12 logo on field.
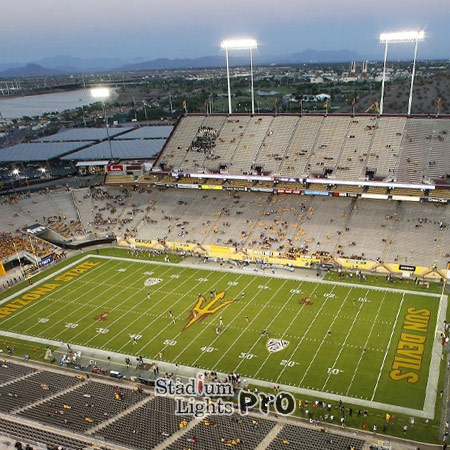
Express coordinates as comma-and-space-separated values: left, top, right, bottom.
267, 339, 289, 353
144, 278, 163, 287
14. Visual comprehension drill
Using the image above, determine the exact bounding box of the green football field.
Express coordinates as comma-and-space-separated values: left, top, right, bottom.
0, 253, 444, 416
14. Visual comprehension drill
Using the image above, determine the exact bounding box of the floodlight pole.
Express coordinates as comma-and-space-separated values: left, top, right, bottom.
102, 102, 113, 160
379, 41, 389, 115
250, 47, 255, 115
407, 38, 419, 116
225, 48, 232, 115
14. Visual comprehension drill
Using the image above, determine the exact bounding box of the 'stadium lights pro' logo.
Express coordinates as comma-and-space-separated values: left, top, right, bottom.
155, 373, 296, 417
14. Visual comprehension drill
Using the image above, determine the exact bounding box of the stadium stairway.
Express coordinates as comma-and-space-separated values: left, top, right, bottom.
12, 377, 88, 414
87, 394, 153, 435
152, 416, 202, 450
254, 423, 284, 449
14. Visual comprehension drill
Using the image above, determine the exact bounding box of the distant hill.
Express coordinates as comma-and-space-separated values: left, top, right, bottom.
0, 49, 365, 77
0, 63, 68, 78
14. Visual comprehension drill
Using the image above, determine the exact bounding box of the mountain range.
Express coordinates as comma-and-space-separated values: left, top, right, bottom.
0, 49, 363, 78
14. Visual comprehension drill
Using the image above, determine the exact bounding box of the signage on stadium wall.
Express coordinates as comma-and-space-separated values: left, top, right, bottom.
38, 255, 54, 267
107, 165, 124, 172
23, 224, 47, 235
224, 186, 247, 192
276, 177, 300, 183
201, 185, 223, 190
277, 188, 302, 195
399, 264, 416, 272
391, 195, 421, 202
304, 190, 329, 196
361, 193, 389, 200
250, 187, 274, 193
345, 259, 367, 266
177, 184, 199, 189
426, 197, 448, 204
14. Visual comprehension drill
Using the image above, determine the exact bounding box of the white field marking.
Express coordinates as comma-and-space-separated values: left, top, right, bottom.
231, 280, 300, 373
274, 285, 335, 384
297, 286, 351, 387
135, 270, 233, 356
0, 328, 436, 418
83, 264, 177, 347
88, 254, 442, 298
371, 292, 405, 401
131, 270, 232, 355
104, 266, 200, 351
1, 258, 118, 332
345, 291, 387, 395
170, 273, 256, 362
210, 279, 289, 371
0, 254, 94, 307
50, 260, 150, 341
0, 255, 106, 325
424, 285, 448, 418
321, 289, 370, 391
259, 282, 319, 381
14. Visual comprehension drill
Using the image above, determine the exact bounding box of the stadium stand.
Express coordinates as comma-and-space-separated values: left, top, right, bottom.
0, 370, 83, 413
0, 417, 92, 450
97, 396, 192, 449
155, 114, 450, 185
267, 424, 364, 450
20, 380, 149, 433
167, 414, 276, 450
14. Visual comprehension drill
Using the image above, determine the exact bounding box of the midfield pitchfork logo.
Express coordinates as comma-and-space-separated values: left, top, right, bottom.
184, 291, 234, 330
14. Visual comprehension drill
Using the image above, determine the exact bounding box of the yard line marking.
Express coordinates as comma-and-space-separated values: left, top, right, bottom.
254, 282, 319, 379
345, 291, 387, 395
371, 292, 405, 401
171, 274, 256, 362
321, 289, 370, 391
89, 254, 442, 298
133, 271, 232, 355
214, 280, 292, 371
297, 286, 351, 387
0, 255, 109, 325
209, 279, 289, 371
274, 285, 335, 384
49, 261, 150, 340
1, 258, 118, 331
111, 267, 207, 352
82, 264, 177, 347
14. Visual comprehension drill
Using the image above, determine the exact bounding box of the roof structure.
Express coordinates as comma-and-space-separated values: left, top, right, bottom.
0, 142, 93, 162
61, 139, 166, 160
38, 127, 133, 142
114, 126, 174, 140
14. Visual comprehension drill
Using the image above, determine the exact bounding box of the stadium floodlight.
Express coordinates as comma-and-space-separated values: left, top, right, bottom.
12, 168, 19, 176
220, 38, 258, 115
380, 30, 425, 44
379, 30, 425, 115
91, 87, 113, 160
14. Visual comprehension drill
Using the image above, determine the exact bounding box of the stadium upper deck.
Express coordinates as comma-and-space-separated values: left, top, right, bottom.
155, 114, 450, 187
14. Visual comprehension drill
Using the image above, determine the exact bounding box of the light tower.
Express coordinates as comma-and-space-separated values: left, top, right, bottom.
379, 30, 425, 115
220, 38, 258, 115
91, 87, 113, 159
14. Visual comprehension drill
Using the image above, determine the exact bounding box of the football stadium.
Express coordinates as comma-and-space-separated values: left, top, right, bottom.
1, 36, 450, 448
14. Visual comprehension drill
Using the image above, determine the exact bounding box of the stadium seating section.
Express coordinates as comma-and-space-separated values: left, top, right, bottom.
155, 114, 450, 184
0, 359, 368, 449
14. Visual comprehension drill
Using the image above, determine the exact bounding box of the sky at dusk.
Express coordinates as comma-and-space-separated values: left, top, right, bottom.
1, 0, 450, 63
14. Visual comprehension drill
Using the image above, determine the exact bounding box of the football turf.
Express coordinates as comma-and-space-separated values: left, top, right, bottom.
0, 254, 443, 414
